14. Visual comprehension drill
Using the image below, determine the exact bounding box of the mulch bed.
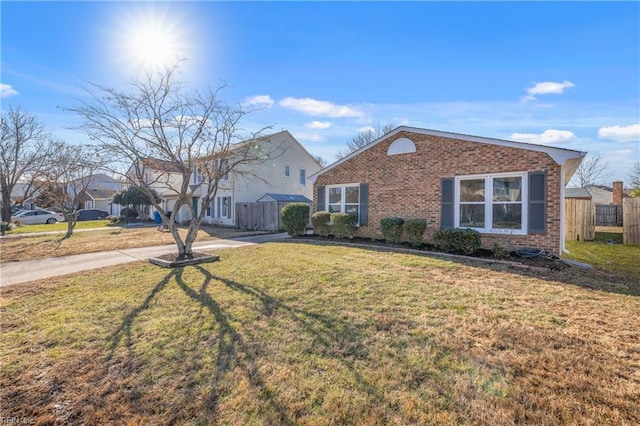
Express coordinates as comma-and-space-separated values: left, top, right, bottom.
289, 235, 570, 273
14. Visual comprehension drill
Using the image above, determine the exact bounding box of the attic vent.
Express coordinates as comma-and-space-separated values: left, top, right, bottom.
387, 137, 416, 156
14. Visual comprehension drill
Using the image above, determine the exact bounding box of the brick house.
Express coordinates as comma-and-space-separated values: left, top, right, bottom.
309, 127, 586, 256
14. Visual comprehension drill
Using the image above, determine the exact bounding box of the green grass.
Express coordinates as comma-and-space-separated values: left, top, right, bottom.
565, 227, 640, 282
2, 243, 639, 425
5, 219, 114, 234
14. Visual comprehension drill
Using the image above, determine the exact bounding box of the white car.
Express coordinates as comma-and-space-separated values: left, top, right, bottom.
13, 209, 66, 225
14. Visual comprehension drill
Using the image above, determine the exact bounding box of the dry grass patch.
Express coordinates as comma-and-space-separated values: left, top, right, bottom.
0, 225, 266, 263
1, 243, 639, 425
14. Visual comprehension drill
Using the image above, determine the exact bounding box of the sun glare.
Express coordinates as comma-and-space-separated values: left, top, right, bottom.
111, 5, 194, 77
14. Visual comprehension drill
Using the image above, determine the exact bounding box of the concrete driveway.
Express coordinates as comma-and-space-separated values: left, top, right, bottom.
0, 233, 289, 287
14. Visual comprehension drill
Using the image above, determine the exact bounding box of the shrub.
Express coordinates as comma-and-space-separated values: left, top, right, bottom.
311, 211, 332, 237
331, 213, 358, 239
281, 203, 310, 236
491, 241, 511, 259
380, 217, 404, 244
403, 219, 427, 247
432, 228, 481, 255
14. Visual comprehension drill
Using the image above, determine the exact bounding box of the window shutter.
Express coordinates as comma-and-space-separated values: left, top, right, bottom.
441, 178, 454, 229
528, 171, 546, 234
359, 183, 369, 226
317, 186, 325, 211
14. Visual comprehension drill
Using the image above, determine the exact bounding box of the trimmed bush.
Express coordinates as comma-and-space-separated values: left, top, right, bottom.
281, 203, 310, 236
380, 217, 404, 244
311, 211, 332, 237
403, 219, 427, 247
331, 213, 358, 239
432, 228, 481, 255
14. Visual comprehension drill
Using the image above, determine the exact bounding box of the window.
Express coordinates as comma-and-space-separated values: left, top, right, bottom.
455, 173, 526, 234
215, 159, 229, 181
285, 166, 290, 177
206, 201, 213, 217
217, 196, 232, 219
299, 169, 306, 186
387, 137, 416, 156
326, 184, 360, 221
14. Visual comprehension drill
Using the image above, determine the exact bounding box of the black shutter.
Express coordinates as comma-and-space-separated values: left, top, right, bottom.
359, 183, 369, 226
441, 178, 454, 229
317, 186, 325, 212
528, 171, 546, 234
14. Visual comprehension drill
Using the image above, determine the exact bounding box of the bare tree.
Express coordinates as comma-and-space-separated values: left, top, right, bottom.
36, 141, 103, 239
628, 161, 640, 197
68, 62, 274, 259
336, 122, 395, 160
570, 152, 611, 188
0, 106, 52, 225
313, 155, 328, 168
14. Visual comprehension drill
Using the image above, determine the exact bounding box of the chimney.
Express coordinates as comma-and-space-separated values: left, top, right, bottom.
612, 181, 623, 205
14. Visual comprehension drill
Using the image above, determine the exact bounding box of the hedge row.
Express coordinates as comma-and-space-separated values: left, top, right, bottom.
311, 211, 358, 239
380, 218, 427, 247
310, 212, 482, 255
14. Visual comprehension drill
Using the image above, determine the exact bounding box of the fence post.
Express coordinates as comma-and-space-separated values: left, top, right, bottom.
623, 198, 640, 245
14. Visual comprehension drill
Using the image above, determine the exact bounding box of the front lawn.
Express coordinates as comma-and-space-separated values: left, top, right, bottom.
0, 225, 268, 263
1, 243, 638, 424
4, 219, 113, 234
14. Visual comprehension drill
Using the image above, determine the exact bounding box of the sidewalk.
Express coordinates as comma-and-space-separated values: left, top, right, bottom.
0, 233, 289, 287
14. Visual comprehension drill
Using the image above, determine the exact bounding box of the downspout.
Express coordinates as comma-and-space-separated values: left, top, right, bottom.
560, 167, 569, 255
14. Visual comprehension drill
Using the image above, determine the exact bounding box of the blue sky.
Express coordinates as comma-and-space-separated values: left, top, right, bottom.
2, 1, 639, 185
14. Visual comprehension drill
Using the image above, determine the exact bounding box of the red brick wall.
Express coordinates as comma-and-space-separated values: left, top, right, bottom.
314, 131, 564, 255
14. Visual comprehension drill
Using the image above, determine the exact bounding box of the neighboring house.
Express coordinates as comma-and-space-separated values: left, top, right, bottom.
9, 181, 45, 210
565, 187, 592, 201
72, 173, 125, 215
309, 126, 586, 256
137, 131, 322, 226
81, 188, 120, 214
566, 182, 627, 205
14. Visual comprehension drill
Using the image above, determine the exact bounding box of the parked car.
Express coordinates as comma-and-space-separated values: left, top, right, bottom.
13, 209, 65, 225
75, 209, 110, 221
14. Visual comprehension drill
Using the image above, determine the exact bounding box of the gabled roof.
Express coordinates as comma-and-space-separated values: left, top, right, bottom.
309, 126, 587, 184
85, 188, 118, 200
257, 193, 312, 203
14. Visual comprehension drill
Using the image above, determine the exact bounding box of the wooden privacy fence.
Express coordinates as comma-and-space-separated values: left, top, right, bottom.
623, 198, 640, 245
565, 199, 595, 242
596, 204, 623, 226
236, 201, 281, 231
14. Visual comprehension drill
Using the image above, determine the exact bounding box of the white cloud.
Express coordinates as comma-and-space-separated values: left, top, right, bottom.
280, 97, 365, 118
597, 124, 640, 143
243, 95, 274, 108
294, 132, 326, 143
521, 80, 575, 102
306, 121, 332, 129
0, 83, 19, 98
510, 129, 576, 144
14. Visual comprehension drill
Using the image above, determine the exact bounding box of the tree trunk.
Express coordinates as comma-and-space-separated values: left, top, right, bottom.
1, 192, 12, 224
62, 214, 77, 240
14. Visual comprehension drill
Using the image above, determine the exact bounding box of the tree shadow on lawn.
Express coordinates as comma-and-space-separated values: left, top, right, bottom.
287, 239, 640, 297
105, 265, 391, 423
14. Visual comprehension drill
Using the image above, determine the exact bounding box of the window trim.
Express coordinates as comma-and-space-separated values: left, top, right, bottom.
454, 172, 528, 235
325, 182, 362, 225
216, 196, 232, 219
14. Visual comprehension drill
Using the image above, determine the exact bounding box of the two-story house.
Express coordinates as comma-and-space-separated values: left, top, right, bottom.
137, 131, 322, 226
